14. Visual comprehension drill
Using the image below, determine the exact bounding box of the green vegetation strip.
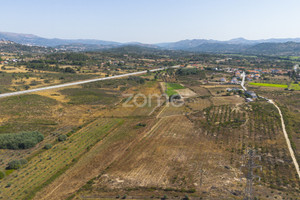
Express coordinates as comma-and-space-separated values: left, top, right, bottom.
165, 83, 185, 96
0, 118, 123, 200
289, 83, 300, 91
249, 82, 288, 88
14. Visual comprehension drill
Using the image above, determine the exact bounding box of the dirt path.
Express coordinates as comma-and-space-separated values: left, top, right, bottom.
269, 100, 300, 179
241, 72, 300, 179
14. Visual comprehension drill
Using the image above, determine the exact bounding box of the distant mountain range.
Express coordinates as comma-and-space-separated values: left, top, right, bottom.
0, 32, 120, 47
2, 31, 300, 55
0, 40, 53, 53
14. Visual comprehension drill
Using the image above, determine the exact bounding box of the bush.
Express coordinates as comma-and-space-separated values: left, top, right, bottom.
7, 159, 28, 169
0, 131, 44, 150
44, 143, 52, 150
183, 195, 190, 200
136, 123, 146, 127
0, 170, 5, 179
58, 134, 67, 142
127, 76, 145, 84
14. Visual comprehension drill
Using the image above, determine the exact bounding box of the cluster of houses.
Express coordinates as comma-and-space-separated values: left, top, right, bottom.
1, 53, 19, 65
0, 58, 18, 65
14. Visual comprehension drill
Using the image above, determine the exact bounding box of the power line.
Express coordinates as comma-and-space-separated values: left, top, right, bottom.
241, 149, 262, 200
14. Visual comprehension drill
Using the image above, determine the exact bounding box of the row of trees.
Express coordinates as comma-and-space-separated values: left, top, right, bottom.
25, 62, 76, 73
176, 68, 203, 76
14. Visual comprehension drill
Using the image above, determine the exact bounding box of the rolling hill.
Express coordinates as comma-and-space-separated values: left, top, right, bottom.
2, 31, 300, 55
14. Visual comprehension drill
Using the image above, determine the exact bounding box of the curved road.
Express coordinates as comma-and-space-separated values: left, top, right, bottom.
241, 72, 300, 179
0, 66, 179, 99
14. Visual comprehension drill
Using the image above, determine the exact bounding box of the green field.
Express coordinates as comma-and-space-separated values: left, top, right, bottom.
165, 83, 185, 96
289, 83, 300, 90
249, 82, 288, 88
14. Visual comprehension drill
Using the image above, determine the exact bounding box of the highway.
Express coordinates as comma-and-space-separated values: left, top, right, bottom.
240, 71, 300, 179
0, 65, 179, 99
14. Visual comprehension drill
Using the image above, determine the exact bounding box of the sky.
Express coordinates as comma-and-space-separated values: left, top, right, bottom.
1, 0, 300, 43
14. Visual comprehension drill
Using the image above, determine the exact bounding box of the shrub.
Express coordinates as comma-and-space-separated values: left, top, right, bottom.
58, 134, 67, 142
0, 170, 5, 179
7, 159, 28, 169
44, 143, 52, 150
5, 183, 11, 188
136, 123, 146, 127
128, 76, 145, 84
183, 195, 190, 200
0, 131, 44, 150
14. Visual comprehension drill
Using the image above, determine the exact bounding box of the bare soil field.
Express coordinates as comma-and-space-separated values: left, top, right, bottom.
176, 88, 197, 98
211, 95, 244, 106
74, 115, 244, 199
188, 86, 211, 96
157, 104, 190, 118
186, 98, 212, 111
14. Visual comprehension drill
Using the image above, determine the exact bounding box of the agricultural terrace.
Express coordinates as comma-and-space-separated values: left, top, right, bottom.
165, 83, 185, 96
0, 118, 122, 200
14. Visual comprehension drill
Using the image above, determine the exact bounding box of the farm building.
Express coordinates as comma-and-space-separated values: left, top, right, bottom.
220, 77, 227, 82
245, 91, 257, 98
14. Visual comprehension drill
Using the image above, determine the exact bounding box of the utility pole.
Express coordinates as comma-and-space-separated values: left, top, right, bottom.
241, 149, 261, 200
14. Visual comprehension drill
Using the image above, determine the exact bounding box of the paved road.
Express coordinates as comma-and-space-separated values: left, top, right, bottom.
241, 71, 247, 91
241, 72, 300, 179
0, 65, 179, 99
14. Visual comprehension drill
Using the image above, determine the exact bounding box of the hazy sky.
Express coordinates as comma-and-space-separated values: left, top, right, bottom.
1, 0, 300, 43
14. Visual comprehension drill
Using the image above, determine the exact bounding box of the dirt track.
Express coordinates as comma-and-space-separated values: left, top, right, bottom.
269, 100, 300, 179
241, 72, 300, 180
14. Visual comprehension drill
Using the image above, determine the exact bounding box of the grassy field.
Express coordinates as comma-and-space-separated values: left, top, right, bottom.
249, 82, 288, 88
165, 83, 185, 96
0, 118, 123, 200
60, 88, 120, 105
289, 83, 300, 90
249, 82, 300, 91
0, 94, 58, 134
